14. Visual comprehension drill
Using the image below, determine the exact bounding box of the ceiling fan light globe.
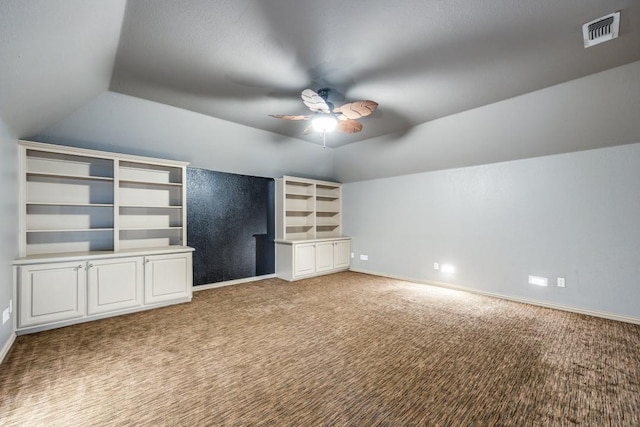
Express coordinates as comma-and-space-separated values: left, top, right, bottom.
311, 116, 338, 133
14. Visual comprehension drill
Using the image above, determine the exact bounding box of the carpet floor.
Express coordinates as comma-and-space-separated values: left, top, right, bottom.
1, 272, 639, 426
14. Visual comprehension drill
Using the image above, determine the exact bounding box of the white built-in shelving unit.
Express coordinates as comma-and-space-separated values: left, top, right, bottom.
14, 141, 194, 334
275, 176, 350, 281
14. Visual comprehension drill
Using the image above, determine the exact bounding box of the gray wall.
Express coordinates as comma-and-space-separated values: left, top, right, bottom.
0, 120, 17, 351
344, 143, 640, 320
37, 91, 335, 181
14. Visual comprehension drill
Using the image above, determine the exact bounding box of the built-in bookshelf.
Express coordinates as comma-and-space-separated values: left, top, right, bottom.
276, 176, 343, 241
275, 176, 350, 281
18, 141, 189, 257
15, 141, 194, 334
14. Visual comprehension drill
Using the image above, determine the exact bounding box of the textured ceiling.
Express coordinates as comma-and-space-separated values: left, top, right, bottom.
0, 0, 126, 137
109, 0, 640, 147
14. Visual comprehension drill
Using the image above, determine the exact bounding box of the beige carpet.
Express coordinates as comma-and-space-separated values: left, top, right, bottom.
1, 272, 639, 426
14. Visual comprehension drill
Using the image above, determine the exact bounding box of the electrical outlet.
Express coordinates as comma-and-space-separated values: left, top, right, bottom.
2, 308, 9, 325
433, 262, 439, 270
9, 299, 12, 314
351, 252, 354, 259
557, 278, 566, 288
360, 254, 368, 261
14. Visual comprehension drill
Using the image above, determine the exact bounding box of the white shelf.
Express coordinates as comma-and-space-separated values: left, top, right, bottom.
27, 172, 114, 181
286, 192, 313, 198
119, 179, 182, 187
276, 176, 344, 241
27, 202, 114, 207
120, 205, 183, 209
19, 141, 188, 258
120, 227, 183, 231
27, 228, 114, 233
286, 210, 314, 214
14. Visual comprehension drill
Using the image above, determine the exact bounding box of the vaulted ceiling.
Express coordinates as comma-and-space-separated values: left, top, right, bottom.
1, 0, 639, 152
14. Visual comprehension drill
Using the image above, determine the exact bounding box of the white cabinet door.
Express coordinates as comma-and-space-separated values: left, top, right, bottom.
87, 257, 143, 315
144, 252, 192, 304
333, 240, 351, 269
315, 241, 334, 272
293, 243, 316, 277
19, 261, 86, 327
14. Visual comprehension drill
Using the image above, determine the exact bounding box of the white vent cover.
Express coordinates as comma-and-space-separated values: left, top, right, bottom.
583, 12, 620, 48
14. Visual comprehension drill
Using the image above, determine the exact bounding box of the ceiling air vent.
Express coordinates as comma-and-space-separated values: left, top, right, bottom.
582, 11, 620, 48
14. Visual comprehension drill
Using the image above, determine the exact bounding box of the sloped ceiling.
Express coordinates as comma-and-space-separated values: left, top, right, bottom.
1, 0, 639, 160
0, 0, 126, 137
110, 0, 640, 147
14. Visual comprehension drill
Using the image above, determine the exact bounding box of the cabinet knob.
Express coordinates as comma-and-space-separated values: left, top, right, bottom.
87, 263, 94, 268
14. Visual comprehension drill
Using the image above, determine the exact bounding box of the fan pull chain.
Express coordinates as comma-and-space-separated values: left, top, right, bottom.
322, 131, 327, 149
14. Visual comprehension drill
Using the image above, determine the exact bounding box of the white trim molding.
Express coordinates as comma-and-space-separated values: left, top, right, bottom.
193, 274, 277, 292
0, 333, 17, 365
350, 268, 640, 326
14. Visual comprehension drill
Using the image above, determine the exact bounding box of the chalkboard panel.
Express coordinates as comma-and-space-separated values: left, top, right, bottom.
187, 168, 274, 285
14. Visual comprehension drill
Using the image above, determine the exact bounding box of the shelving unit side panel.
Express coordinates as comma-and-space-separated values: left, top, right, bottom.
113, 159, 121, 252
180, 166, 187, 247
275, 179, 285, 240
18, 146, 28, 257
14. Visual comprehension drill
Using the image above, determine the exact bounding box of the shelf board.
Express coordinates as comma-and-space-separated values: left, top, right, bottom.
286, 210, 314, 214
286, 225, 313, 229
26, 171, 114, 181
120, 227, 183, 231
119, 179, 182, 187
317, 224, 340, 228
316, 211, 340, 215
286, 192, 313, 198
119, 205, 183, 209
27, 228, 114, 233
316, 196, 339, 201
26, 202, 114, 207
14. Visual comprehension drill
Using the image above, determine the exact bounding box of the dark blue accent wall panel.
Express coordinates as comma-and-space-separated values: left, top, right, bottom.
187, 168, 274, 286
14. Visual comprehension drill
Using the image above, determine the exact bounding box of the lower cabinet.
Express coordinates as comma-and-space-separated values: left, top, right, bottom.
87, 257, 144, 315
15, 249, 193, 333
294, 243, 317, 276
19, 261, 86, 327
276, 238, 351, 281
144, 252, 193, 304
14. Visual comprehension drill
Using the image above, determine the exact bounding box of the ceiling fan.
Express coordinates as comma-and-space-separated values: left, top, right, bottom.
270, 88, 378, 147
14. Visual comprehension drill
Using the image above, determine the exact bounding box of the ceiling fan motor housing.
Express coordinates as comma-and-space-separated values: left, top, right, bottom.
316, 88, 334, 110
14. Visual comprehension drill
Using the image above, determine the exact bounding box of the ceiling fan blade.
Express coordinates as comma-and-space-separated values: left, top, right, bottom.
301, 89, 331, 114
303, 124, 314, 135
333, 100, 379, 120
336, 119, 363, 134
270, 114, 310, 121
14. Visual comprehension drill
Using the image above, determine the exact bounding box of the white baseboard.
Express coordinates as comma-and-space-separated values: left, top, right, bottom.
349, 268, 640, 325
0, 332, 16, 365
193, 274, 276, 292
